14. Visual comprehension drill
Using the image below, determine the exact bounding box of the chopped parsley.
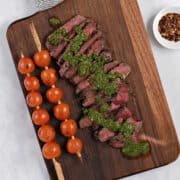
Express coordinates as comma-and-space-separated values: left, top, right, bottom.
49, 17, 61, 27
48, 28, 67, 46
100, 103, 109, 113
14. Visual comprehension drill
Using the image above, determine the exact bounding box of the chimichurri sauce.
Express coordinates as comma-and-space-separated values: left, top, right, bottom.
49, 25, 150, 157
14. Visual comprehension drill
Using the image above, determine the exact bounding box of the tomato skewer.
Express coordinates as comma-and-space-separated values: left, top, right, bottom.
29, 22, 83, 178
18, 52, 63, 180
30, 22, 83, 159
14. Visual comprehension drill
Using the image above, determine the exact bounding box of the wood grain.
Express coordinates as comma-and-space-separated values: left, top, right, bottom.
6, 0, 179, 180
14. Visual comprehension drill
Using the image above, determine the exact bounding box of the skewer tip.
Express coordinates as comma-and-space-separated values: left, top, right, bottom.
20, 51, 24, 58
76, 152, 83, 164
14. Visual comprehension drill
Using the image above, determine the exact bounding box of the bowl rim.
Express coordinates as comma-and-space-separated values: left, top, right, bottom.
153, 6, 180, 50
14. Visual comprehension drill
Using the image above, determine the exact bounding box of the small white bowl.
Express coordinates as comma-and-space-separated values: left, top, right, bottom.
153, 7, 180, 49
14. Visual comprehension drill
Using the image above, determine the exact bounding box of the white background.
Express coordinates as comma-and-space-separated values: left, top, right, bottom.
0, 0, 179, 180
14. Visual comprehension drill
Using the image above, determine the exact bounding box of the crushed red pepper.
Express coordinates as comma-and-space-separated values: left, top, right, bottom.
158, 13, 180, 42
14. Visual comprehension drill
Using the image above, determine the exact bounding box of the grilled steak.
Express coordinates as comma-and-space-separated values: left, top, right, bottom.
109, 133, 125, 148
95, 128, 115, 142
46, 15, 86, 52
45, 15, 149, 156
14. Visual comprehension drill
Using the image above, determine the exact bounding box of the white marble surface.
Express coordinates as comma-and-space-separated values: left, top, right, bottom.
0, 0, 179, 180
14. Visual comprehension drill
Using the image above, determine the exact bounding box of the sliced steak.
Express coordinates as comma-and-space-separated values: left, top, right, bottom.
111, 63, 131, 79
51, 31, 75, 59
58, 22, 97, 76
46, 15, 86, 51
81, 89, 96, 107
70, 39, 106, 86
95, 128, 115, 142
126, 118, 142, 133
109, 133, 125, 148
59, 61, 71, 77
79, 116, 93, 128
100, 51, 113, 62
77, 31, 102, 55
87, 39, 105, 56
52, 20, 88, 59
111, 86, 129, 105
64, 66, 78, 79
109, 102, 121, 112
115, 107, 132, 123
76, 80, 90, 94
71, 75, 85, 85
104, 61, 120, 73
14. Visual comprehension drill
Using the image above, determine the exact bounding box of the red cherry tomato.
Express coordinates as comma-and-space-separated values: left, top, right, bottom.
67, 138, 83, 154
18, 57, 35, 74
38, 125, 56, 143
53, 103, 70, 121
46, 87, 63, 103
60, 119, 77, 137
41, 68, 58, 86
26, 91, 43, 107
24, 76, 40, 91
42, 142, 61, 159
32, 109, 50, 125
33, 50, 51, 67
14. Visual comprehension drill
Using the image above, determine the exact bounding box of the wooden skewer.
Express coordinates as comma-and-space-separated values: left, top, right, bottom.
139, 134, 166, 146
20, 50, 64, 180
29, 22, 42, 52
52, 158, 65, 180
29, 21, 83, 177
29, 22, 65, 180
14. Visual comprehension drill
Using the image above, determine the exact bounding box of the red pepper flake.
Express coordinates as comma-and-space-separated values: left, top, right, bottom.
158, 13, 180, 42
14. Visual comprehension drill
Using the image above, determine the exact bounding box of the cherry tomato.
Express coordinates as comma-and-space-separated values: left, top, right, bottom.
42, 142, 61, 159
32, 109, 50, 125
26, 91, 43, 107
24, 76, 40, 91
41, 68, 58, 86
60, 119, 77, 137
18, 57, 35, 74
34, 50, 51, 67
38, 125, 56, 143
53, 103, 70, 121
46, 87, 63, 103
67, 138, 83, 154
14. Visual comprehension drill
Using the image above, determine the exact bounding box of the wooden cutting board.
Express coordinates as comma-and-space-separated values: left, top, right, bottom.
6, 0, 179, 179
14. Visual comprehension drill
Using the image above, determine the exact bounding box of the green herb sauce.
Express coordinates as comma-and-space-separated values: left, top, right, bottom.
95, 96, 101, 103
71, 26, 88, 53
49, 17, 61, 27
87, 109, 149, 157
100, 103, 109, 113
48, 28, 67, 46
122, 140, 150, 157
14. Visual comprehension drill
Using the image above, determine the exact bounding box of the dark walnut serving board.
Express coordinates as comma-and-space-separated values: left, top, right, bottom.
7, 0, 179, 179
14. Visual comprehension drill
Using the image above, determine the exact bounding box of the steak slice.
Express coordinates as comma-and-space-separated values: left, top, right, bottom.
109, 133, 125, 148
46, 15, 86, 51
79, 116, 93, 128
104, 61, 120, 73
58, 22, 97, 77
95, 128, 115, 142
76, 80, 90, 94
71, 75, 85, 85
51, 20, 89, 59
76, 31, 102, 55
111, 86, 129, 106
81, 89, 96, 107
87, 39, 105, 56
64, 66, 78, 79
115, 107, 132, 123
111, 63, 131, 79
59, 61, 71, 77
100, 51, 113, 62
126, 118, 142, 133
